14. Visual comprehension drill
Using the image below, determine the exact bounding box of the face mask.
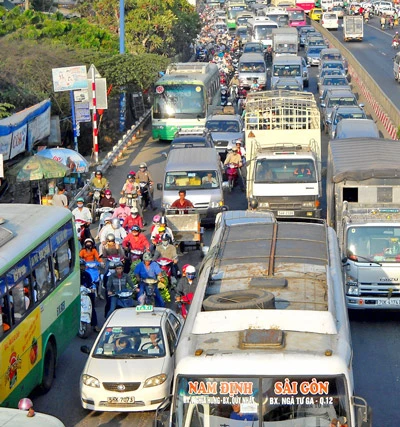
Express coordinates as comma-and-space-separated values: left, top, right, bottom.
162, 241, 168, 247
85, 245, 93, 250
77, 203, 83, 208
120, 204, 126, 208
106, 195, 111, 199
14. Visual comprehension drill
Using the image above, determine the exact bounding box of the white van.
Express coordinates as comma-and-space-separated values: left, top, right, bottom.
246, 17, 278, 47
238, 52, 267, 89
321, 11, 339, 30
271, 55, 307, 89
0, 408, 65, 426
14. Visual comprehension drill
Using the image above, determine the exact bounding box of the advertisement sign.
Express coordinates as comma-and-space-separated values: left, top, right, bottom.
52, 65, 88, 92
9, 125, 27, 160
74, 89, 91, 123
27, 107, 51, 151
0, 135, 12, 161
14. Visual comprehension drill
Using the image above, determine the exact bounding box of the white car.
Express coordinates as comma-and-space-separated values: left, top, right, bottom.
80, 306, 183, 412
321, 12, 339, 30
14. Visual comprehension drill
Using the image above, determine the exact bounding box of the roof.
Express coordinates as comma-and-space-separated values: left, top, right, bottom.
329, 139, 400, 183
239, 52, 265, 61
334, 119, 379, 139
272, 55, 302, 64
107, 307, 169, 327
165, 147, 220, 171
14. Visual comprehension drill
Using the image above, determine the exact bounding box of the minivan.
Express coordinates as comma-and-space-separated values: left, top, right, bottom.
157, 148, 225, 224
238, 52, 267, 89
271, 55, 308, 89
334, 119, 379, 139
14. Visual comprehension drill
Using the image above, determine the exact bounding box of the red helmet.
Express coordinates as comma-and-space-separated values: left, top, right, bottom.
104, 189, 112, 195
182, 264, 191, 276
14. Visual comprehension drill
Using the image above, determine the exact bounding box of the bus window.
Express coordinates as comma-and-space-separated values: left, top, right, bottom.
10, 282, 27, 321
53, 240, 73, 282
35, 259, 54, 300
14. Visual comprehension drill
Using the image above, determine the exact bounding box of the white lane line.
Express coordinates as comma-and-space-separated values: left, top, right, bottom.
382, 52, 387, 56
369, 43, 374, 47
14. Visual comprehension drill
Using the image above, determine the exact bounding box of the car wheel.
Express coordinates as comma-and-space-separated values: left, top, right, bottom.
202, 289, 275, 311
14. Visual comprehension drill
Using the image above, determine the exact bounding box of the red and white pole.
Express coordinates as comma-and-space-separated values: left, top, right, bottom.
91, 67, 99, 163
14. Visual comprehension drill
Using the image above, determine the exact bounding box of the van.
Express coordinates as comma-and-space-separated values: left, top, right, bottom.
246, 17, 278, 47
321, 0, 334, 11
271, 55, 307, 89
394, 51, 400, 82
157, 148, 225, 224
334, 119, 380, 139
238, 52, 267, 89
321, 11, 339, 30
0, 408, 65, 426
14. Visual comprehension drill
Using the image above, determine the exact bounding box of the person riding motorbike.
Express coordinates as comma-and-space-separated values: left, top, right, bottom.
224, 146, 244, 191
122, 206, 144, 231
80, 260, 100, 332
134, 252, 165, 307
112, 197, 131, 221
89, 170, 109, 196
122, 225, 150, 253
175, 265, 197, 318
250, 78, 260, 91
136, 162, 156, 210
153, 234, 180, 286
99, 189, 116, 208
101, 233, 125, 260
79, 238, 104, 265
393, 31, 399, 44
72, 198, 92, 245
106, 262, 139, 317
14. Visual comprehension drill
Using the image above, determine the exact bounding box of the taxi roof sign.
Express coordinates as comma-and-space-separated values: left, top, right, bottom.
136, 305, 154, 312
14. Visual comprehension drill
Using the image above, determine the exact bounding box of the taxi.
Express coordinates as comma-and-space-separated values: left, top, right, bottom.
80, 306, 183, 412
309, 7, 323, 21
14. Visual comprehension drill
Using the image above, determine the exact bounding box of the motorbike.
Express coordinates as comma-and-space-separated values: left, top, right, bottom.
110, 289, 137, 313
123, 191, 139, 208
90, 188, 103, 223
393, 39, 399, 50
176, 292, 194, 319
139, 181, 152, 210
229, 84, 238, 103
74, 219, 91, 246
221, 85, 229, 106
96, 207, 114, 235
78, 286, 94, 339
156, 257, 177, 288
226, 163, 240, 192
139, 278, 158, 306
85, 261, 102, 298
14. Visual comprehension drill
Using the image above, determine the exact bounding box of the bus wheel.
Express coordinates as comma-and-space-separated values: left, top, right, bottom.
40, 342, 56, 393
202, 289, 275, 311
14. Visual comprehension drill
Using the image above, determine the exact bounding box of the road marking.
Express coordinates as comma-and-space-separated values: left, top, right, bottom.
382, 52, 387, 56
369, 43, 374, 47
368, 24, 396, 38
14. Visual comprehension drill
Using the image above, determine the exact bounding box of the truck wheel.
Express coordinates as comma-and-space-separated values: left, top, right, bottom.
40, 342, 56, 393
203, 289, 275, 311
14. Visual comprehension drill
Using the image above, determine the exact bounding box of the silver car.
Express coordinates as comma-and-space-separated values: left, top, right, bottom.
317, 68, 345, 89
272, 77, 303, 91
306, 46, 326, 66
318, 75, 350, 97
326, 105, 367, 139
205, 114, 244, 162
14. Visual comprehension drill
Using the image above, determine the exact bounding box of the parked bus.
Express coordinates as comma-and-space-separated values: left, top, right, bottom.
152, 63, 220, 142
227, 2, 247, 29
296, 0, 316, 12
156, 211, 372, 427
0, 205, 80, 407
287, 6, 307, 25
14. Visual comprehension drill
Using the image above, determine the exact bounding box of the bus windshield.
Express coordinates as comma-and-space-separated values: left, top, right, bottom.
289, 10, 305, 21
165, 171, 220, 190
255, 159, 316, 183
266, 14, 289, 26
254, 25, 276, 38
228, 6, 246, 19
273, 64, 301, 77
347, 226, 400, 263
153, 85, 206, 119
174, 375, 350, 426
239, 62, 266, 73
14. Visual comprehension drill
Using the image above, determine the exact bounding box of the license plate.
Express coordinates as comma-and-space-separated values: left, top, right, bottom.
277, 211, 295, 216
107, 396, 135, 404
376, 299, 400, 306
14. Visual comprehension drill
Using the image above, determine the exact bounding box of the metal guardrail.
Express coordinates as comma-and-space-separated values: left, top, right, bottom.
68, 109, 152, 208
311, 19, 400, 139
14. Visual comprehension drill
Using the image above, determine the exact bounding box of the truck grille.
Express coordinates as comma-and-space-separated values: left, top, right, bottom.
359, 283, 400, 297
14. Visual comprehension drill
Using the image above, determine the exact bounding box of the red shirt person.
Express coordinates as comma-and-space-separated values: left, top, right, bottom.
170, 190, 194, 213
122, 226, 150, 252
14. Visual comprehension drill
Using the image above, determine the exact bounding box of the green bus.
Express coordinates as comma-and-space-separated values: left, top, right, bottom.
227, 1, 247, 29
152, 62, 220, 142
0, 205, 80, 407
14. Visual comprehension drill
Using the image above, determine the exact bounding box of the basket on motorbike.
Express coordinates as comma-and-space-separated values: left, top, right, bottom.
164, 208, 203, 253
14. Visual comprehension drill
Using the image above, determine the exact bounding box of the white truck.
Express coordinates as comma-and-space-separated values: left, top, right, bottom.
343, 15, 363, 42
155, 210, 372, 427
245, 90, 322, 218
272, 27, 299, 57
327, 138, 400, 309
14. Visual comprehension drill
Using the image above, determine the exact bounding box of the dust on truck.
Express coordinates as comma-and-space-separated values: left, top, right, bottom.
327, 139, 400, 309
245, 90, 322, 218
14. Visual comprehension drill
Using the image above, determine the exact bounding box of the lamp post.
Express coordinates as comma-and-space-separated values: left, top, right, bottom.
119, 0, 126, 132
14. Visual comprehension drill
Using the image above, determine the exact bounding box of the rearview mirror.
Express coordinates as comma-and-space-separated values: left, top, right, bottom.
161, 151, 168, 158
157, 183, 163, 191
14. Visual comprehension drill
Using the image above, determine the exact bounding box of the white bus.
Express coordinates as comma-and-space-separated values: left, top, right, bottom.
247, 17, 279, 48
156, 211, 371, 427
152, 63, 220, 142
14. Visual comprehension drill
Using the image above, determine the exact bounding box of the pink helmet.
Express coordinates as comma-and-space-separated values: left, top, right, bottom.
153, 215, 161, 224
18, 398, 33, 411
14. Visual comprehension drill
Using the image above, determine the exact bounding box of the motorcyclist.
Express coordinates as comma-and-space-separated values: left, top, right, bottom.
121, 172, 140, 196
224, 146, 244, 191
175, 265, 196, 318
229, 72, 240, 88
150, 214, 162, 234
72, 198, 92, 245
122, 206, 144, 231
106, 262, 138, 317
136, 162, 156, 210
153, 234, 180, 286
122, 225, 150, 253
112, 197, 131, 221
393, 31, 399, 43
90, 170, 108, 193
101, 233, 125, 260
134, 252, 165, 307
80, 260, 99, 332
99, 189, 116, 209
79, 238, 104, 265
151, 217, 175, 245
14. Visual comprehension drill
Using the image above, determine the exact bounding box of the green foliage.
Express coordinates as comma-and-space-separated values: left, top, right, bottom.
0, 103, 15, 118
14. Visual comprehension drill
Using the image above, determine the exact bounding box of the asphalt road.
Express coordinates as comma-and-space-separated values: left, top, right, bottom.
29, 37, 400, 427
329, 17, 400, 110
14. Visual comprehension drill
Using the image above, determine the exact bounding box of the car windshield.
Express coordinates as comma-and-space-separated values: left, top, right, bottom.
308, 47, 324, 55
324, 13, 337, 19
273, 65, 301, 77
239, 61, 266, 72
165, 171, 220, 189
327, 97, 357, 107
206, 120, 240, 132
321, 69, 343, 78
321, 53, 342, 61
92, 326, 166, 359
308, 39, 325, 46
322, 77, 348, 86
322, 62, 344, 70
254, 159, 317, 184
347, 226, 400, 263
333, 111, 366, 124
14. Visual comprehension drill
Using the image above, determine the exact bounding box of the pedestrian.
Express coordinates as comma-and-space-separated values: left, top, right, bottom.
51, 184, 68, 208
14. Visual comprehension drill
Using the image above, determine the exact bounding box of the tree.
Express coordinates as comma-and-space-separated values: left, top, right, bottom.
0, 103, 15, 118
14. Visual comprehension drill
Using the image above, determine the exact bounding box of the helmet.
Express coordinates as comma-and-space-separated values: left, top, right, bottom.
139, 162, 147, 168
182, 264, 191, 275
158, 225, 166, 233
106, 233, 116, 242
231, 146, 238, 152
103, 212, 113, 222
95, 170, 102, 176
119, 197, 127, 205
84, 238, 94, 245
131, 225, 141, 232
160, 216, 167, 225
104, 189, 112, 195
127, 173, 135, 179
131, 207, 139, 214
143, 252, 152, 261
153, 215, 161, 224
111, 218, 120, 229
186, 265, 196, 280
18, 398, 33, 411
77, 197, 84, 203
161, 233, 171, 243
235, 140, 242, 146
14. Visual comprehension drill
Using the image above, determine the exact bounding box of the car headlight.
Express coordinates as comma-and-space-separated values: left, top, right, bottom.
258, 202, 270, 208
346, 281, 359, 296
144, 373, 167, 388
302, 201, 314, 208
82, 374, 100, 388
210, 201, 224, 208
